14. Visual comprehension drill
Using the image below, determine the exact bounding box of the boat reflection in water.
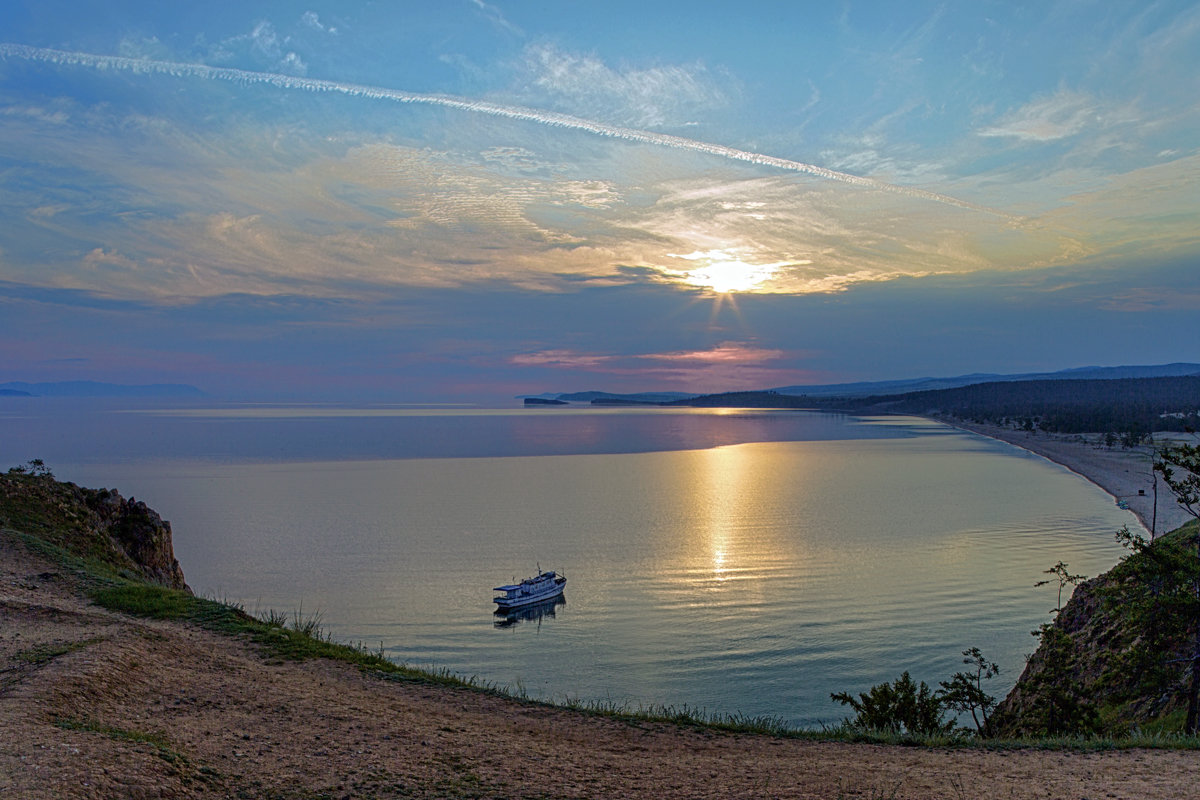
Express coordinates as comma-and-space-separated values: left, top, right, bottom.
493, 595, 566, 629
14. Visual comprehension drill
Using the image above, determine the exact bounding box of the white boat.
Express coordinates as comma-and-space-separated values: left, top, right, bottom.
493, 569, 566, 610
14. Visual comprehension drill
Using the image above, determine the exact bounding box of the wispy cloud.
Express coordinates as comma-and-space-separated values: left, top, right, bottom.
507, 341, 803, 393
198, 20, 309, 75
977, 89, 1097, 142
510, 349, 610, 368
516, 43, 728, 129
512, 341, 783, 369
0, 44, 1002, 216
644, 343, 784, 364
471, 0, 523, 37
300, 11, 337, 35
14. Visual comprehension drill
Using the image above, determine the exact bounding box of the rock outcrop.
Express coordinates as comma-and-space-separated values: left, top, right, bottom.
0, 468, 189, 591
992, 521, 1198, 736
85, 487, 189, 590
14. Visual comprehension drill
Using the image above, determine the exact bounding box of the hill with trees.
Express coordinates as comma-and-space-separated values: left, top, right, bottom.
670, 375, 1200, 436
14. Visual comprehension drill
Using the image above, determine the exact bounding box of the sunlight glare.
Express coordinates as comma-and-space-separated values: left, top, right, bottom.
685, 259, 778, 293
666, 249, 785, 294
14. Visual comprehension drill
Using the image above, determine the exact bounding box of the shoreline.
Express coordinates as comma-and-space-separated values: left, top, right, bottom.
938, 417, 1192, 537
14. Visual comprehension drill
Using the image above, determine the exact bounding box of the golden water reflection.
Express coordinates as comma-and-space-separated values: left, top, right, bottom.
684, 444, 805, 591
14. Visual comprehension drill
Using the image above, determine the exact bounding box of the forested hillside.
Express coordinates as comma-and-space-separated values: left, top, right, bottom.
841, 376, 1200, 433
673, 376, 1200, 435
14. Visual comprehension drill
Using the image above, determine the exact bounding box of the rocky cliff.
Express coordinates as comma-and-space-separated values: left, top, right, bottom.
992, 520, 1199, 736
0, 467, 188, 591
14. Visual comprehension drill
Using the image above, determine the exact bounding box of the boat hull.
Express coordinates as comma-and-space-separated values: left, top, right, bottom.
493, 571, 566, 610
494, 586, 565, 611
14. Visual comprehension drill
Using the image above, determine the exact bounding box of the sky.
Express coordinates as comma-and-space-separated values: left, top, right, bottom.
1, 1, 1198, 403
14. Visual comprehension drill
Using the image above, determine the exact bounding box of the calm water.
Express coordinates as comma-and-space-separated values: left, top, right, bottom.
2, 401, 1133, 727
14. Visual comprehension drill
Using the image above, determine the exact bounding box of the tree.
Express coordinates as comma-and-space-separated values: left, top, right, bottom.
8, 459, 52, 478
1036, 561, 1086, 615
938, 647, 1000, 737
1152, 440, 1200, 733
1104, 524, 1200, 731
831, 671, 952, 737
1021, 622, 1098, 736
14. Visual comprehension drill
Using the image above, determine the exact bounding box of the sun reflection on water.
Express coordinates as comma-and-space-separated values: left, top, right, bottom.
693, 444, 772, 586
712, 546, 729, 581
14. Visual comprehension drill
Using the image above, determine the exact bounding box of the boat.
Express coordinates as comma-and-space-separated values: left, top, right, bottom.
493, 568, 566, 610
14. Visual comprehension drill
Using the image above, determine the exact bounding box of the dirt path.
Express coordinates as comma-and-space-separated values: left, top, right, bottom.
3, 532, 1200, 799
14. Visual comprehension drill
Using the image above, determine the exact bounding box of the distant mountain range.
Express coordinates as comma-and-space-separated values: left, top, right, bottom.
769, 363, 1200, 398
0, 381, 205, 398
521, 390, 699, 404
526, 363, 1200, 405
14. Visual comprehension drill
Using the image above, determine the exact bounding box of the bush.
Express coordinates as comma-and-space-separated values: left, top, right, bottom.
831, 671, 953, 736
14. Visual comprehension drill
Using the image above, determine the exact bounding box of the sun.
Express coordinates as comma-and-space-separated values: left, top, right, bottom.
684, 259, 778, 293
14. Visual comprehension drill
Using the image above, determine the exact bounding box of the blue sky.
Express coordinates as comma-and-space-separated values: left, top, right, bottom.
1, 1, 1197, 401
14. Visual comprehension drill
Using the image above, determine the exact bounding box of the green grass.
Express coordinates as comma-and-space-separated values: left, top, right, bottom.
11, 527, 142, 585
551, 696, 795, 736
57, 718, 174, 749
85, 578, 486, 689
91, 583, 193, 619
12, 638, 103, 665
55, 718, 221, 786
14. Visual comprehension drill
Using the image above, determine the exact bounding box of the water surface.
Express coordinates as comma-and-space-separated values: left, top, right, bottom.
2, 402, 1132, 726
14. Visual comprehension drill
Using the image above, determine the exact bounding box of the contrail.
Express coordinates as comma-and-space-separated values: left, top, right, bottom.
1, 43, 1012, 218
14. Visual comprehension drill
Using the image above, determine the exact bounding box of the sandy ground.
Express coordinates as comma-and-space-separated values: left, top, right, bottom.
945, 421, 1195, 537
5, 427, 1200, 798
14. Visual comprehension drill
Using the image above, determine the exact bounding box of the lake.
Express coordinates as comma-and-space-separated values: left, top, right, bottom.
1, 401, 1133, 727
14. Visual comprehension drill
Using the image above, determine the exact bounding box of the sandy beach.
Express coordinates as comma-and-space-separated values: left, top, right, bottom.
943, 419, 1195, 537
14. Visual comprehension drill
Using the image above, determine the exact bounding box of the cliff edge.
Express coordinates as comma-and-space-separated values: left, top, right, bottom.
992, 520, 1200, 736
0, 466, 188, 591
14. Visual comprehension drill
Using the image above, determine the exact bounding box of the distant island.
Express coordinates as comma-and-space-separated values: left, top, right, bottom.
0, 380, 205, 398
522, 390, 698, 405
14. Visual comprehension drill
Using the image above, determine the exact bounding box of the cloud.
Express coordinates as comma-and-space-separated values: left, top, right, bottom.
2, 39, 1179, 312
1097, 286, 1200, 313
197, 20, 309, 75
509, 350, 611, 368
506, 341, 805, 393
0, 105, 70, 126
83, 248, 140, 271
512, 341, 783, 369
977, 90, 1098, 142
644, 343, 785, 364
471, 0, 523, 37
820, 131, 949, 185
516, 43, 728, 129
116, 36, 175, 61
0, 45, 1002, 217
300, 11, 337, 34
